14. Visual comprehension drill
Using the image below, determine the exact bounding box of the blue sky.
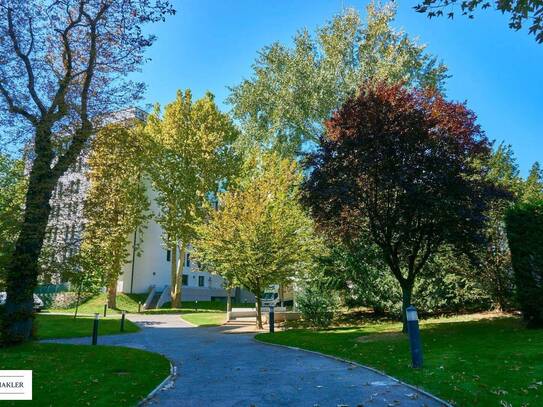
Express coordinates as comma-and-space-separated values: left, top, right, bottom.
134, 0, 542, 176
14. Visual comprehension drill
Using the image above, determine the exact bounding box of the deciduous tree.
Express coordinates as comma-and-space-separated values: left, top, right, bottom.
82, 123, 150, 309
0, 154, 27, 286
506, 200, 543, 327
303, 82, 494, 332
144, 90, 239, 308
415, 0, 543, 43
228, 2, 448, 157
0, 0, 174, 344
195, 152, 321, 328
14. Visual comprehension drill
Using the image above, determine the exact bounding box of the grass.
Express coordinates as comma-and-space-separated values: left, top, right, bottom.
45, 292, 147, 315
35, 314, 139, 340
155, 300, 253, 313
45, 293, 254, 315
181, 312, 225, 326
256, 314, 543, 406
0, 343, 170, 406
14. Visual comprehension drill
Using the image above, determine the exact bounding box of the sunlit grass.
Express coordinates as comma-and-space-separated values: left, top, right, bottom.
257, 314, 543, 406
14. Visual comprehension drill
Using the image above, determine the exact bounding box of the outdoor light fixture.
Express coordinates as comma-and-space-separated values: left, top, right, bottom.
406, 305, 423, 368
406, 307, 418, 322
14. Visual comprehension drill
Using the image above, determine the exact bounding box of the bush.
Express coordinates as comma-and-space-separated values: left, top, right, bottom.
506, 200, 543, 327
296, 283, 338, 329
319, 241, 492, 318
39, 291, 95, 309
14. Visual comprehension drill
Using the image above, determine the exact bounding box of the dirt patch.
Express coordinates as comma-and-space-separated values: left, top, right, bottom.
356, 332, 403, 343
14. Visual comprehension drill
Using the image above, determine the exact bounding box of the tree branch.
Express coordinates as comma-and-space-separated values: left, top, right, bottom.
0, 81, 38, 124
7, 7, 46, 116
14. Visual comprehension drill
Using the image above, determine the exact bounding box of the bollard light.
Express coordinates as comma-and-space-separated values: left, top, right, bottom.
138, 301, 141, 313
195, 300, 198, 312
103, 303, 108, 318
406, 305, 423, 368
92, 313, 99, 345
120, 311, 126, 332
269, 304, 275, 334
406, 307, 418, 322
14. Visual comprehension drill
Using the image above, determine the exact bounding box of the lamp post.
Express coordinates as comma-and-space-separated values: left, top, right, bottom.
269, 304, 275, 334
406, 305, 423, 368
92, 313, 99, 345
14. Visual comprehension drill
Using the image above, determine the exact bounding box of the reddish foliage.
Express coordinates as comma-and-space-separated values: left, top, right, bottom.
303, 82, 496, 312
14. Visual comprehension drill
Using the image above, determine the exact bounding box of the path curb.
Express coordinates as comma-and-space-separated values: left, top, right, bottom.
138, 361, 177, 406
253, 336, 453, 407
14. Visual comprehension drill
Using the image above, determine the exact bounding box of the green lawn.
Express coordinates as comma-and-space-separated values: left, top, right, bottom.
35, 314, 139, 340
155, 300, 253, 313
256, 314, 543, 406
45, 292, 147, 315
0, 343, 170, 406
181, 312, 225, 326
45, 293, 254, 315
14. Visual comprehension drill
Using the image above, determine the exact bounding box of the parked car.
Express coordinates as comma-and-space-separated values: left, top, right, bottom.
0, 292, 44, 312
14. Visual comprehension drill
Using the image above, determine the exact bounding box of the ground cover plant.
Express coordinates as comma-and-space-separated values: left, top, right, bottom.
181, 312, 225, 327
0, 343, 170, 406
256, 314, 543, 406
35, 314, 139, 340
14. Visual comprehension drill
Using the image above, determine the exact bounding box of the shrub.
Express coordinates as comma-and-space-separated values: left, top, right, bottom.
296, 283, 338, 329
319, 241, 492, 318
505, 200, 543, 327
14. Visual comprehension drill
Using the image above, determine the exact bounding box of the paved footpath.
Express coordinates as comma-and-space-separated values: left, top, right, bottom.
46, 314, 446, 407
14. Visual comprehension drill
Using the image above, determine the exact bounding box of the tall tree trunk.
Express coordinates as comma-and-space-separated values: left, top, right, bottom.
226, 287, 232, 312
107, 279, 117, 309
171, 243, 185, 308
400, 282, 414, 334
255, 294, 263, 329
169, 244, 178, 307
2, 126, 57, 344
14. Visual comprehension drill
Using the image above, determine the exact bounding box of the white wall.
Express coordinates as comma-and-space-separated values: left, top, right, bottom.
118, 179, 229, 297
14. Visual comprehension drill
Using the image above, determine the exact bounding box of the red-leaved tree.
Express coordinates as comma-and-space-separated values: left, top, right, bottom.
303, 83, 494, 331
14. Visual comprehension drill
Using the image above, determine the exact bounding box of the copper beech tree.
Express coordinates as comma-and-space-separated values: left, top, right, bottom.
0, 0, 174, 344
303, 83, 495, 332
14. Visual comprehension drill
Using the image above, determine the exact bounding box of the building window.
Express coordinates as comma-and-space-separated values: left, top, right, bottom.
166, 249, 171, 262
185, 253, 190, 267
182, 274, 188, 286
198, 276, 205, 287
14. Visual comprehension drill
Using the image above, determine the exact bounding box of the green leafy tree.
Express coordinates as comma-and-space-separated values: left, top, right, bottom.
319, 240, 491, 316
523, 162, 543, 202
144, 90, 239, 308
82, 124, 150, 309
0, 155, 26, 287
228, 2, 448, 157
475, 144, 521, 310
195, 152, 321, 328
0, 0, 173, 344
303, 83, 495, 332
296, 282, 339, 329
415, 0, 543, 43
506, 200, 543, 327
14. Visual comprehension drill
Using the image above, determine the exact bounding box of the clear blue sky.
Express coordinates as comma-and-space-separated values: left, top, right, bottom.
134, 0, 542, 176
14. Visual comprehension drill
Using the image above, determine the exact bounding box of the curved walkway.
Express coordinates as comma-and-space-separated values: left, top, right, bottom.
46, 314, 446, 406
